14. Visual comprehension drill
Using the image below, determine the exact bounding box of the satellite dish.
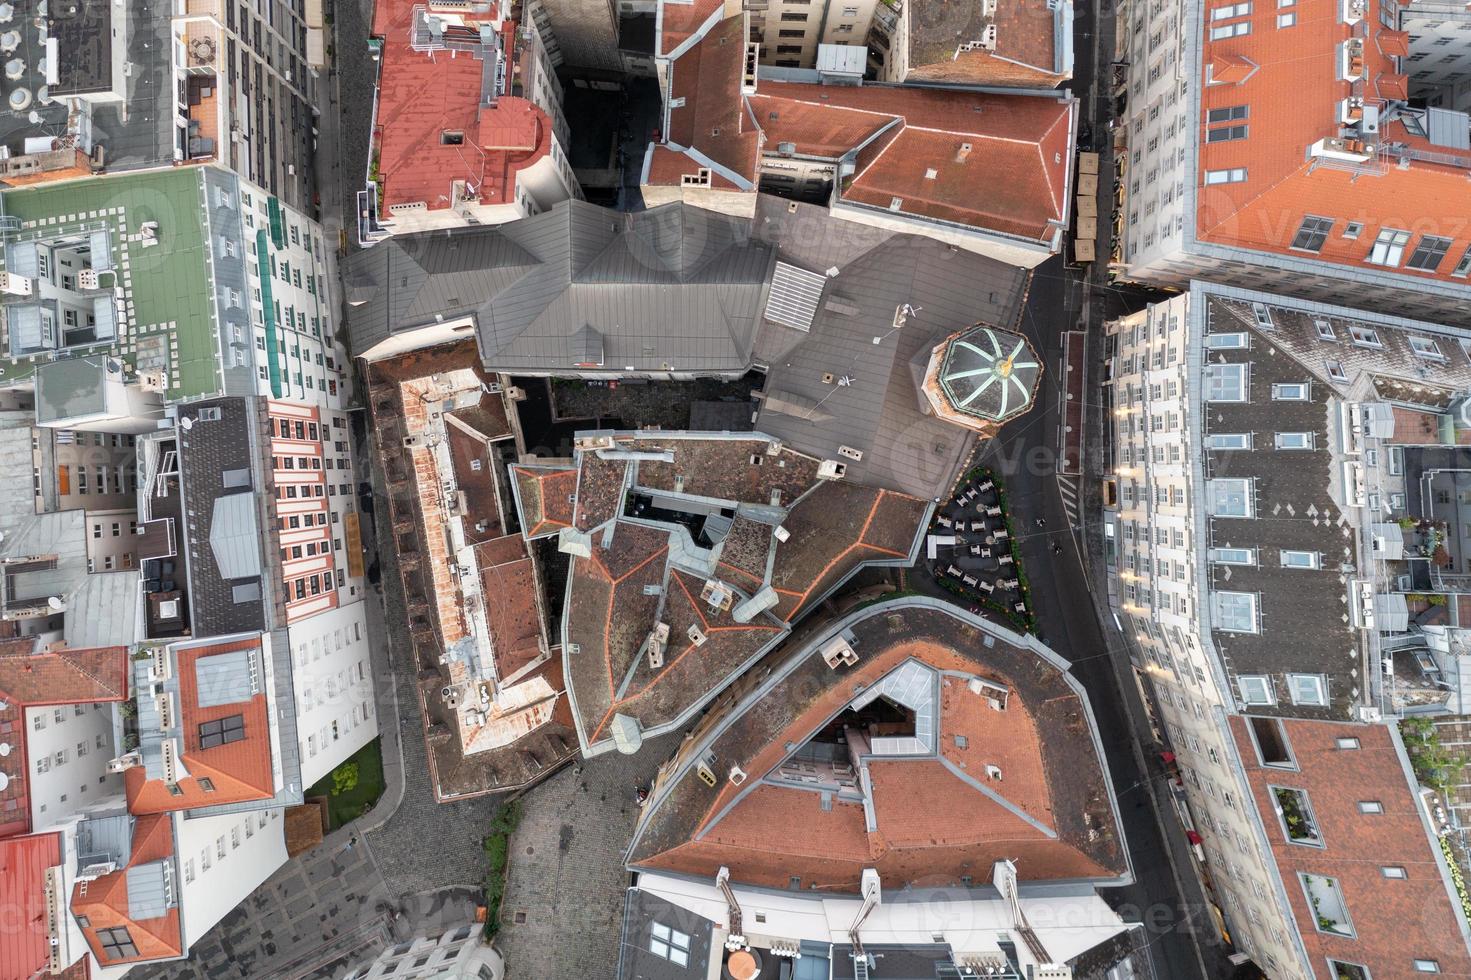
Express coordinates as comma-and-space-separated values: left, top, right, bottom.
0, 742, 11, 756
0, 772, 9, 792
179, 416, 194, 430
46, 596, 63, 611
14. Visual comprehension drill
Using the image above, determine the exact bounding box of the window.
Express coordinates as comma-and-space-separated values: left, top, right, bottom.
1273, 786, 1322, 844
1325, 360, 1347, 383
1253, 303, 1274, 329
1210, 548, 1256, 565
1239, 675, 1274, 705
1207, 433, 1252, 450
1277, 10, 1296, 24
1301, 874, 1353, 936
1328, 962, 1371, 980
1214, 591, 1259, 632
1452, 246, 1471, 277
1290, 215, 1335, 252
98, 927, 139, 960
1382, 866, 1407, 879
1206, 124, 1248, 141
1406, 235, 1453, 271
1206, 332, 1249, 349
1207, 105, 1249, 123
1367, 227, 1411, 265
649, 923, 690, 966
1349, 325, 1382, 348
1205, 168, 1247, 184
1250, 716, 1294, 768
1209, 20, 1251, 37
1358, 800, 1383, 813
1409, 336, 1445, 360
1315, 319, 1337, 341
1211, 0, 1252, 15
198, 714, 246, 749
1287, 673, 1327, 704
1415, 960, 1442, 972
1272, 382, 1310, 401
1280, 550, 1320, 568
199, 777, 217, 793
1336, 736, 1360, 750
1206, 363, 1248, 402
1275, 432, 1314, 450
1208, 478, 1253, 517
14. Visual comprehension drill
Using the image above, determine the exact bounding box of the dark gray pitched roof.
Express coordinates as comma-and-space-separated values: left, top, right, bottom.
345, 200, 776, 373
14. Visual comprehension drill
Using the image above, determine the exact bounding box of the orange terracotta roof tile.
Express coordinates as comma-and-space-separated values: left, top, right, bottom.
1194, 6, 1471, 284
658, 0, 724, 55
70, 813, 183, 967
0, 644, 130, 706
372, 0, 550, 211
126, 637, 276, 813
1230, 717, 1471, 978
665, 15, 760, 185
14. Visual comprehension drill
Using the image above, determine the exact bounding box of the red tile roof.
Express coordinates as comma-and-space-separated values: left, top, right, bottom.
0, 643, 130, 706
71, 813, 183, 967
903, 0, 1064, 87
657, 0, 724, 56
754, 83, 1073, 240
1194, 2, 1471, 283
509, 465, 578, 538
372, 0, 551, 212
125, 636, 276, 813
647, 17, 1075, 243
633, 622, 1126, 890
1229, 717, 1471, 979
665, 15, 760, 185
0, 831, 62, 980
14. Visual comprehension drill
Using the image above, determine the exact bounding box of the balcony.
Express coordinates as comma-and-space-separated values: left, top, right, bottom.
1301, 873, 1354, 937
183, 76, 220, 161
1272, 786, 1322, 846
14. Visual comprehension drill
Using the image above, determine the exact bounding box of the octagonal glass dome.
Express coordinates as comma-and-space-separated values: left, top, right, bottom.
935, 326, 1041, 424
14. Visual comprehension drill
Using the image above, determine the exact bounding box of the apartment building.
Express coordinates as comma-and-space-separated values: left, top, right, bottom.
0, 167, 351, 411
621, 598, 1147, 979
0, 637, 290, 977
343, 925, 502, 980
1402, 0, 1471, 111
1113, 0, 1471, 322
868, 0, 1074, 85
359, 0, 580, 244
645, 0, 1077, 265
0, 0, 316, 208
1102, 281, 1471, 977
751, 0, 881, 68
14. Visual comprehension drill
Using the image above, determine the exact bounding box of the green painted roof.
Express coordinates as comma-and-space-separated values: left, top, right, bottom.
1, 168, 226, 400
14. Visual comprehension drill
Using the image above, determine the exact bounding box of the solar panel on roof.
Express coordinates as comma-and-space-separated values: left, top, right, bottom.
765, 262, 828, 332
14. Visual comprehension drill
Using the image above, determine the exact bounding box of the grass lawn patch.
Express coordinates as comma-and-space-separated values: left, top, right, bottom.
483, 801, 522, 940
305, 738, 387, 830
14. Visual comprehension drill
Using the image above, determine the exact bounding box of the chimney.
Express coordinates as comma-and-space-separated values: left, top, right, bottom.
955, 142, 973, 163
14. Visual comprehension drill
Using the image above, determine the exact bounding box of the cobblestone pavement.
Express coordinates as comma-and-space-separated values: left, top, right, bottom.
496, 736, 678, 979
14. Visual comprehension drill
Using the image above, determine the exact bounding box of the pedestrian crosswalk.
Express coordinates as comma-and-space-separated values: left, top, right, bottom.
1057, 474, 1080, 528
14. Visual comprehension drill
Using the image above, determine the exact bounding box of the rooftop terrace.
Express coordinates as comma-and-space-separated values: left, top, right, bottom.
0, 168, 229, 399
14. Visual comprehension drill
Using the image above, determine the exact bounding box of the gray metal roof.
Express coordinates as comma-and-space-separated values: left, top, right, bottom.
76, 814, 133, 869
345, 200, 776, 372
64, 570, 143, 648
208, 493, 262, 580
194, 647, 256, 708
751, 200, 1027, 499
616, 887, 715, 980
34, 355, 113, 424
126, 860, 174, 920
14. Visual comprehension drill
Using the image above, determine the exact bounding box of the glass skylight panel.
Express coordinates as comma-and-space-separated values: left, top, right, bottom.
1275, 432, 1314, 449
1205, 332, 1249, 350
1206, 363, 1248, 402
1288, 673, 1327, 704
1214, 591, 1259, 632
1209, 547, 1255, 565
1409, 336, 1445, 359
1280, 550, 1320, 569
1238, 674, 1274, 704
1271, 382, 1310, 401
1207, 433, 1252, 450
1208, 478, 1253, 517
